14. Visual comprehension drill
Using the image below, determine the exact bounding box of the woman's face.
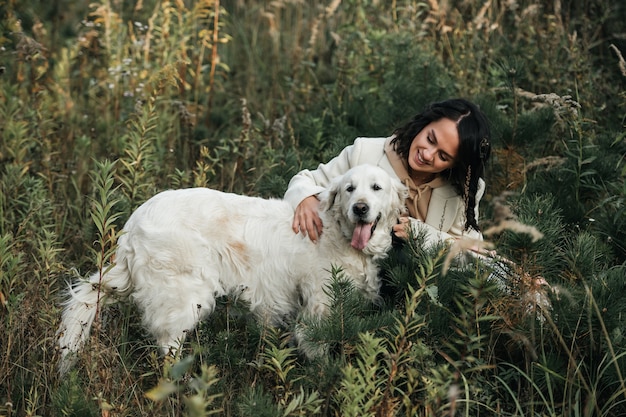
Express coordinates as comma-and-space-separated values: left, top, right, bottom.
408, 118, 460, 175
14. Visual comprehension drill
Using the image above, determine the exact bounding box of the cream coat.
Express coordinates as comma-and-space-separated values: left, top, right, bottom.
284, 137, 486, 247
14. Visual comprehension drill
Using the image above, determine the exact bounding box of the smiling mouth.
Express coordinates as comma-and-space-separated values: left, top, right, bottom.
417, 151, 428, 165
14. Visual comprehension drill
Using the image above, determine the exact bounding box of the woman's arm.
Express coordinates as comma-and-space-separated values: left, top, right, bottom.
285, 139, 365, 241
285, 137, 392, 241
283, 139, 368, 210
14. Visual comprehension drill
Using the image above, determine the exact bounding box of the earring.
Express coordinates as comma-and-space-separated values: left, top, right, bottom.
479, 137, 490, 160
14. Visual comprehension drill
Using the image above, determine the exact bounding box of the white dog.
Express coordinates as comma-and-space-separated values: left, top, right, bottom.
57, 164, 407, 373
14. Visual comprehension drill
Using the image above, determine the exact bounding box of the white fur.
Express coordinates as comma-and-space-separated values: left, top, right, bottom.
57, 164, 407, 373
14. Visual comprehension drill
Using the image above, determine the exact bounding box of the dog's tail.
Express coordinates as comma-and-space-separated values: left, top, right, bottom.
57, 262, 132, 375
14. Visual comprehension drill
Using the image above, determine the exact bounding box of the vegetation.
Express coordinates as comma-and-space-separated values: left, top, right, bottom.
1, 0, 625, 415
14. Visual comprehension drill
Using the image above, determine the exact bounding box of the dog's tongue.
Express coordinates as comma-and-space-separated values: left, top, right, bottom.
351, 222, 373, 250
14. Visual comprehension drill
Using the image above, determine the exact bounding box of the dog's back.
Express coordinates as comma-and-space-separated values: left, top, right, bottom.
58, 188, 335, 372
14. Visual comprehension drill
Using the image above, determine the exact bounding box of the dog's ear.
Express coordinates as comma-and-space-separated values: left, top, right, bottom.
318, 177, 342, 212
390, 177, 409, 214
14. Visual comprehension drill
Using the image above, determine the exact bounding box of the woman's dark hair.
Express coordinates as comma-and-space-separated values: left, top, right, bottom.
390, 98, 491, 232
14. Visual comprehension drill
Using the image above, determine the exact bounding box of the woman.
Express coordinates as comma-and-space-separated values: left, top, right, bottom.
284, 98, 492, 247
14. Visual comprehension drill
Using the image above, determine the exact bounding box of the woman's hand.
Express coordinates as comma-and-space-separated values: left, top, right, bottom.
392, 215, 411, 240
292, 196, 323, 243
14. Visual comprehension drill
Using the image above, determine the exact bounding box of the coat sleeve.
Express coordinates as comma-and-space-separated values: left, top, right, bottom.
283, 137, 382, 210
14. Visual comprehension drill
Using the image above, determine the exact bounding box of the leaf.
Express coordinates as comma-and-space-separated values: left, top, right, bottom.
425, 285, 439, 304
145, 380, 178, 402
168, 355, 196, 380
580, 156, 597, 165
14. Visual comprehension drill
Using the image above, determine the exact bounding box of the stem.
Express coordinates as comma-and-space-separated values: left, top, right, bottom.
206, 0, 220, 127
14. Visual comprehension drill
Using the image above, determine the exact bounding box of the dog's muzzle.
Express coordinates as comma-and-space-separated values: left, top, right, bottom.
351, 203, 382, 250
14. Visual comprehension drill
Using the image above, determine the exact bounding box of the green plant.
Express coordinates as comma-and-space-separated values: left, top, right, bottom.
117, 97, 160, 212
249, 328, 324, 416
146, 355, 223, 417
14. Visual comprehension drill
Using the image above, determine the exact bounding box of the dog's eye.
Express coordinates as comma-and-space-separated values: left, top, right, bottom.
346, 185, 355, 192
372, 183, 382, 191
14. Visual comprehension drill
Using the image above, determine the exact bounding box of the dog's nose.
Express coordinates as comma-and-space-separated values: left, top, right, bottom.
352, 202, 369, 218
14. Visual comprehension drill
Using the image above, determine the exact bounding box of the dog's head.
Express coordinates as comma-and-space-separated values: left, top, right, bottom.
319, 165, 408, 255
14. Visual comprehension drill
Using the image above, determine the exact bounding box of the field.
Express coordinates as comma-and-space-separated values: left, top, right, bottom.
1, 0, 625, 416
